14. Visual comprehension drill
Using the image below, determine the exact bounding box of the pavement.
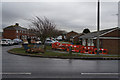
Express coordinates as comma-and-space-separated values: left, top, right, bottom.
2, 45, 120, 79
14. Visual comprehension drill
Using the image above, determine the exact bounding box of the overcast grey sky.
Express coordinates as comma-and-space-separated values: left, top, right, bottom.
1, 2, 118, 33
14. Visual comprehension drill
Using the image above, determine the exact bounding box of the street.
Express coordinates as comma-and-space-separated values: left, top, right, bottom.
2, 45, 119, 78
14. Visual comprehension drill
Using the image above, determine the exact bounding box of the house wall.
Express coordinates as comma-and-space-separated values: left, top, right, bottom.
93, 39, 119, 55
3, 29, 36, 40
100, 29, 120, 54
101, 29, 120, 37
102, 39, 119, 55
66, 31, 78, 41
73, 34, 84, 44
0, 32, 2, 39
3, 29, 17, 39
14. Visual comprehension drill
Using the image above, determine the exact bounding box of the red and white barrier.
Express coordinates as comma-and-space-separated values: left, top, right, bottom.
52, 42, 108, 54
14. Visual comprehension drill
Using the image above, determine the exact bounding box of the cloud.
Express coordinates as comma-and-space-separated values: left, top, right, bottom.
1, 2, 118, 33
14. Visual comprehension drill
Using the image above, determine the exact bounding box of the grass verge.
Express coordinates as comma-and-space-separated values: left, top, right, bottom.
8, 47, 120, 60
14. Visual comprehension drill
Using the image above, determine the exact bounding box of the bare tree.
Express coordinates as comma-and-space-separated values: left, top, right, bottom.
52, 30, 67, 38
29, 16, 56, 45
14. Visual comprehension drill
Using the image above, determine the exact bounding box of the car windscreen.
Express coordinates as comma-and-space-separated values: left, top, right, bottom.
46, 40, 52, 42
2, 40, 7, 41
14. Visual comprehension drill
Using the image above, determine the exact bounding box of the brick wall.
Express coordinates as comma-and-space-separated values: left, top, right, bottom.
101, 29, 120, 37
3, 30, 17, 39
66, 31, 78, 41
102, 39, 119, 55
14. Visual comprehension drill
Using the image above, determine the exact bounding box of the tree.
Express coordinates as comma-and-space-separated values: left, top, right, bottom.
83, 28, 90, 34
52, 30, 67, 38
29, 16, 56, 45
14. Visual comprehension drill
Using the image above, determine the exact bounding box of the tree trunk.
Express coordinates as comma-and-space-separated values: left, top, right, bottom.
42, 40, 46, 53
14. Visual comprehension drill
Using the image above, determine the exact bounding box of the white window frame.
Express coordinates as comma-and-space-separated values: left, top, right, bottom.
16, 30, 18, 33
82, 39, 86, 46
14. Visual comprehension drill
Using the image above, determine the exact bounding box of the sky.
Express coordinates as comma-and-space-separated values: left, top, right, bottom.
0, 1, 119, 33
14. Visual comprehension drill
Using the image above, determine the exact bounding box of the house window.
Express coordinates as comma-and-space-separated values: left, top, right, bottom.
82, 39, 86, 46
91, 39, 94, 46
16, 35, 18, 38
87, 39, 91, 46
16, 30, 18, 33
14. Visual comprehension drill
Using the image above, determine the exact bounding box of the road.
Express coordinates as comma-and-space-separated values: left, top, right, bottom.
2, 45, 119, 78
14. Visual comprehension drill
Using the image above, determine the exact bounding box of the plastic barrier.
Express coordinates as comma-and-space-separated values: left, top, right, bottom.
102, 49, 108, 54
94, 48, 97, 54
99, 48, 103, 54
72, 45, 81, 52
52, 42, 108, 54
83, 46, 95, 54
79, 46, 85, 53
93, 48, 108, 54
88, 49, 94, 54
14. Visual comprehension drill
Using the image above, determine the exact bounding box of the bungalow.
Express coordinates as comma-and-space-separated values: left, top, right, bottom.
66, 31, 78, 41
70, 33, 84, 44
79, 27, 120, 55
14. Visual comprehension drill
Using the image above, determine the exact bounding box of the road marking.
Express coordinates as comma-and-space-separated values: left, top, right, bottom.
0, 73, 31, 75
81, 73, 119, 75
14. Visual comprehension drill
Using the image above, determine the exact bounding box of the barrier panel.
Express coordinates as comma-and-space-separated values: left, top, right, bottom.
94, 48, 97, 54
93, 48, 108, 54
88, 49, 94, 54
52, 42, 108, 54
102, 49, 108, 54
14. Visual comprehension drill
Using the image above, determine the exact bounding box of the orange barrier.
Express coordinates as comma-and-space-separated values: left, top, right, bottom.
88, 49, 94, 54
94, 48, 97, 54
83, 46, 95, 54
93, 48, 108, 54
102, 49, 108, 54
52, 42, 108, 54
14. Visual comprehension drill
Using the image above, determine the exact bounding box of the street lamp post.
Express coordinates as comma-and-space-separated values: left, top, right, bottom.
97, 0, 100, 55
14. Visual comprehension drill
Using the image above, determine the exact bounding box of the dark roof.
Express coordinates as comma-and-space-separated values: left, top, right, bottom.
72, 33, 84, 38
79, 27, 119, 39
4, 25, 27, 31
67, 31, 78, 34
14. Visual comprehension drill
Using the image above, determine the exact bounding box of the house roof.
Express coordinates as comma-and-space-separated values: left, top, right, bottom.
4, 25, 27, 31
79, 27, 119, 39
72, 33, 84, 39
67, 31, 78, 35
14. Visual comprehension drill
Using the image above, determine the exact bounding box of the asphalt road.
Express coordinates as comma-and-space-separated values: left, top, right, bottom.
2, 45, 119, 78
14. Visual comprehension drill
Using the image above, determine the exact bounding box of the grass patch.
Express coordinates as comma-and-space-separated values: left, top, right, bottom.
9, 47, 26, 54
46, 45, 52, 50
59, 41, 71, 44
9, 47, 120, 58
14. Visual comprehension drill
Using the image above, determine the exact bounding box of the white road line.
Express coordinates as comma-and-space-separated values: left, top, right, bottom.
81, 73, 119, 75
0, 73, 31, 75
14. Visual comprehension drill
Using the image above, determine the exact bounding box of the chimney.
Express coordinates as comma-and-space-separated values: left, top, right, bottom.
15, 23, 19, 26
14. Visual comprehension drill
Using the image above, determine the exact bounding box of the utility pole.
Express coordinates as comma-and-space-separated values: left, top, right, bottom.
97, 0, 100, 55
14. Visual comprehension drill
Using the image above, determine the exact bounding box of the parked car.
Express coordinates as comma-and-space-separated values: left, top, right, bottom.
56, 36, 63, 41
52, 39, 58, 43
0, 39, 14, 46
13, 38, 22, 44
36, 40, 42, 44
45, 40, 56, 46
